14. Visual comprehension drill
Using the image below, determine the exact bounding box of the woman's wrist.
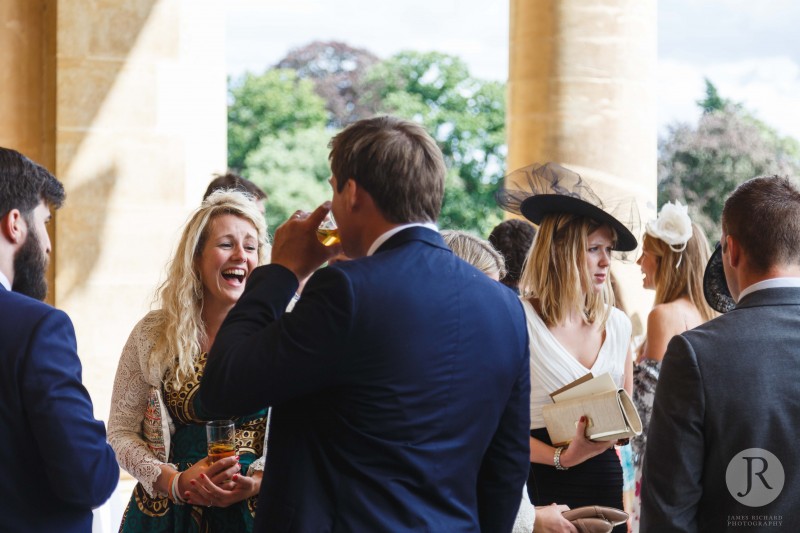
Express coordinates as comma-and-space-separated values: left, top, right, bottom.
166, 472, 178, 502
157, 464, 179, 495
171, 471, 186, 505
249, 471, 263, 498
553, 445, 570, 469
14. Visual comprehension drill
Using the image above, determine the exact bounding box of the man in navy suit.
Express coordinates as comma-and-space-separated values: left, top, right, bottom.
201, 116, 531, 532
0, 148, 118, 532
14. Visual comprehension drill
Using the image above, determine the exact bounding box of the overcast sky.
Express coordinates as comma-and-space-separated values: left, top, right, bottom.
226, 0, 800, 140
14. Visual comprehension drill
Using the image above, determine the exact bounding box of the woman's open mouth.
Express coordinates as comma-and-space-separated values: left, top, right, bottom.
222, 268, 246, 284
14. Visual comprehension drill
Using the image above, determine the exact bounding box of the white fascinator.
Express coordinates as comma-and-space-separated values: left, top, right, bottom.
645, 201, 693, 252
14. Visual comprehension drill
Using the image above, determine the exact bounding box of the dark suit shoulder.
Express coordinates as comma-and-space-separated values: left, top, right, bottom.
0, 287, 57, 317
0, 289, 72, 339
679, 300, 791, 354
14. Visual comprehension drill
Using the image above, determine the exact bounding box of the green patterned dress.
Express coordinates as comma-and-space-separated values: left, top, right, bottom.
119, 353, 267, 533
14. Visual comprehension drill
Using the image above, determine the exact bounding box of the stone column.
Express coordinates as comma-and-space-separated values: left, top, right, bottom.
54, 0, 227, 419
0, 0, 57, 298
507, 0, 657, 333
1, 0, 227, 421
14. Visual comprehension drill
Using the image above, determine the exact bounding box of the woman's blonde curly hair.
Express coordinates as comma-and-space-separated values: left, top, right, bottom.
150, 190, 269, 387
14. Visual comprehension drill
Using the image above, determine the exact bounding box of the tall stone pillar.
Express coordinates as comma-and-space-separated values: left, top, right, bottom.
1, 0, 57, 297
507, 0, 657, 332
1, 1, 227, 421
56, 0, 227, 419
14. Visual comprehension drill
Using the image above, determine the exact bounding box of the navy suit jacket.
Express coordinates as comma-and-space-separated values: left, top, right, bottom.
641, 288, 800, 532
0, 286, 118, 532
201, 227, 531, 532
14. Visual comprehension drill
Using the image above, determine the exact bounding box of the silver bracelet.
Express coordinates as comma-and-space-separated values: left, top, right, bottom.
553, 446, 569, 470
171, 471, 185, 505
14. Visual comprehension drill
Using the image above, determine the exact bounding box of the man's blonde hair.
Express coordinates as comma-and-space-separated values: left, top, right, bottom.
519, 214, 615, 328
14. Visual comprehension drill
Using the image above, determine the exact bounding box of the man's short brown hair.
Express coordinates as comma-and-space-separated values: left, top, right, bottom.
722, 175, 800, 272
328, 116, 445, 224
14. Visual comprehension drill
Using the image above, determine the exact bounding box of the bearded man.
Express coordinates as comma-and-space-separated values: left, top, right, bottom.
0, 147, 118, 532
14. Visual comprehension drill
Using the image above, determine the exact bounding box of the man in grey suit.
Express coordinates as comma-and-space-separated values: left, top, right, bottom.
641, 175, 800, 531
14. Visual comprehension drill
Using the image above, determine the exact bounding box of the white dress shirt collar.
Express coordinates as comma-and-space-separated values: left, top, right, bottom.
366, 222, 439, 257
738, 277, 800, 301
0, 270, 10, 291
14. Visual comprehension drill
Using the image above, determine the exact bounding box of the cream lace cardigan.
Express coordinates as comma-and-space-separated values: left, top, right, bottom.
107, 311, 266, 497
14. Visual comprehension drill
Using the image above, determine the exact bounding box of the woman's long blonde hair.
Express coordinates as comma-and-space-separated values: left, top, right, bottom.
519, 214, 615, 328
150, 190, 269, 387
643, 222, 716, 322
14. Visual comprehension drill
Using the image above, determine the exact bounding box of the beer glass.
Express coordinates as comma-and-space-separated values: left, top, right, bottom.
316, 211, 340, 246
206, 420, 236, 463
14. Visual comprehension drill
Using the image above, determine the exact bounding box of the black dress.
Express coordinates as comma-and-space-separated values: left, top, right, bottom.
527, 428, 625, 533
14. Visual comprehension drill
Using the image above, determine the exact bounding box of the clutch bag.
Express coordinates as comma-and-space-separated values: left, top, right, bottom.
562, 506, 629, 533
542, 387, 642, 447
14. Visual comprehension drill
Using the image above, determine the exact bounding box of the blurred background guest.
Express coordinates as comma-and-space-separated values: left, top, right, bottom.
108, 190, 270, 532
442, 229, 506, 281
488, 219, 537, 292
203, 172, 267, 206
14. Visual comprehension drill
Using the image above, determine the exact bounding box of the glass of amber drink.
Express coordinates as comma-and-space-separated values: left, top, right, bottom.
206, 420, 236, 463
316, 211, 340, 246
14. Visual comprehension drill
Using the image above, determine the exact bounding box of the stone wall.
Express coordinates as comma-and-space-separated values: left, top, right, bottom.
1, 0, 227, 422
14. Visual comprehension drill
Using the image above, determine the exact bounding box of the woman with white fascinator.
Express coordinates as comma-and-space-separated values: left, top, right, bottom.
629, 200, 716, 531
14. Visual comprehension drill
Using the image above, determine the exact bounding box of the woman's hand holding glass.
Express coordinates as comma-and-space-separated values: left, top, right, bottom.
182, 456, 260, 507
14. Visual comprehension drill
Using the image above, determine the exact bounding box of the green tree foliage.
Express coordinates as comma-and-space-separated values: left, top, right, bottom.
696, 78, 731, 114
276, 41, 380, 128
229, 47, 508, 237
244, 126, 333, 236
227, 69, 328, 171
362, 51, 507, 235
659, 82, 800, 238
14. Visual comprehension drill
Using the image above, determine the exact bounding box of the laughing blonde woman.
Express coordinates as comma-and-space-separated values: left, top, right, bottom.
108, 190, 270, 532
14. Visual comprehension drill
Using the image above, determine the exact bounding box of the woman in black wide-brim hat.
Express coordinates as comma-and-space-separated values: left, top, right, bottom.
498, 163, 637, 532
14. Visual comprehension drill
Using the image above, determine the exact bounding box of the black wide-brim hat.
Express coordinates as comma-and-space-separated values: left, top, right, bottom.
496, 162, 639, 253
703, 243, 735, 313
519, 194, 638, 252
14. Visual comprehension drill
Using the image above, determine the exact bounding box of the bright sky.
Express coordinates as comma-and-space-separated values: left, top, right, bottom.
226, 0, 800, 141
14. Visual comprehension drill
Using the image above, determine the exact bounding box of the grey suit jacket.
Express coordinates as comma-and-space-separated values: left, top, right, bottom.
641, 287, 800, 532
